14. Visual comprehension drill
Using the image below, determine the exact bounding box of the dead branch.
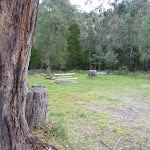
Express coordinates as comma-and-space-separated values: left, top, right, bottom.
113, 136, 122, 150
100, 139, 113, 150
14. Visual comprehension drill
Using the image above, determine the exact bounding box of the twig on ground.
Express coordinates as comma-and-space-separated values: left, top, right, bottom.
100, 139, 113, 150
113, 136, 122, 150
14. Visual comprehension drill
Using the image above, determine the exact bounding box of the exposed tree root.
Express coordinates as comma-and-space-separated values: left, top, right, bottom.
35, 137, 58, 150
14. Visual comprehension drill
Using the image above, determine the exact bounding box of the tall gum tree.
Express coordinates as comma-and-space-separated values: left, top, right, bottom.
0, 0, 57, 150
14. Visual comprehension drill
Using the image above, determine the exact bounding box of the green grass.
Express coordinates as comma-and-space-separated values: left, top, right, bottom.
28, 73, 150, 150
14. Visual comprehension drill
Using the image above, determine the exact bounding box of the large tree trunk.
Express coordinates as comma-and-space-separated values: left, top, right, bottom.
0, 1, 56, 150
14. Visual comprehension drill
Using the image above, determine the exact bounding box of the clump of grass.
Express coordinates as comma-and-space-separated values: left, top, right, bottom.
48, 118, 66, 139
35, 117, 67, 144
45, 118, 66, 140
77, 112, 86, 117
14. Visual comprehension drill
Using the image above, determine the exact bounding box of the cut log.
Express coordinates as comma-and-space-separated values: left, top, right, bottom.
26, 85, 49, 129
88, 70, 97, 77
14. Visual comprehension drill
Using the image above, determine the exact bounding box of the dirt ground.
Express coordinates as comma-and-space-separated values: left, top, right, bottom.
84, 83, 150, 149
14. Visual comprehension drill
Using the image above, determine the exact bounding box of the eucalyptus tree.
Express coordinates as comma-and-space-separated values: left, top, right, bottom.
30, 0, 150, 71
34, 0, 75, 72
81, 0, 150, 71
91, 46, 105, 70
108, 0, 150, 71
139, 9, 150, 70
67, 23, 86, 69
77, 12, 97, 69
104, 50, 119, 69
86, 25, 97, 69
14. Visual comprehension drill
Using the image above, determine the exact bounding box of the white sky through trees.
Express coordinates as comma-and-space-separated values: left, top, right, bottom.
70, 0, 115, 12
39, 0, 115, 12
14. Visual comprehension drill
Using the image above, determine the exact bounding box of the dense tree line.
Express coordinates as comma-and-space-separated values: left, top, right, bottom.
30, 0, 150, 71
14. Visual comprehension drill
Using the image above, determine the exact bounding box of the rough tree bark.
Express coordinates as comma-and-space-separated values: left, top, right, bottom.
0, 0, 57, 150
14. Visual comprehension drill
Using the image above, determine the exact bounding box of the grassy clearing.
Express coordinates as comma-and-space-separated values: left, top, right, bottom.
28, 73, 150, 150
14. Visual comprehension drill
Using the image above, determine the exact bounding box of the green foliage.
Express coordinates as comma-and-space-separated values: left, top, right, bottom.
29, 47, 42, 69
139, 9, 150, 62
67, 23, 86, 69
91, 46, 105, 69
104, 50, 118, 68
31, 0, 75, 71
91, 46, 118, 70
81, 0, 150, 71
38, 119, 66, 139
30, 0, 150, 71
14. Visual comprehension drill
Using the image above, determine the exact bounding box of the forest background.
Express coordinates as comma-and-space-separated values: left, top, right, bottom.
30, 0, 150, 72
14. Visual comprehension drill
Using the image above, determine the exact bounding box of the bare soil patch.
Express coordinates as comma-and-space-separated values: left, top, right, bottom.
140, 73, 150, 78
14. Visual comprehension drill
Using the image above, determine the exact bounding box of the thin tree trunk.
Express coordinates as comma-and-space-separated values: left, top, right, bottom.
143, 59, 147, 71
98, 61, 101, 71
90, 62, 92, 70
129, 48, 133, 71
89, 50, 92, 70
46, 62, 52, 73
40, 58, 44, 69
0, 1, 57, 150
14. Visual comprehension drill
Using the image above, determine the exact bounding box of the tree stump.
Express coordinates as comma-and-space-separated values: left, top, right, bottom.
25, 85, 49, 129
88, 70, 97, 77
